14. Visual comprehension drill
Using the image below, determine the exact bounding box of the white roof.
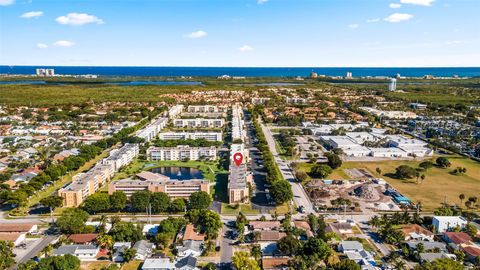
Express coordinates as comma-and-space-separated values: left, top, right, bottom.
369, 147, 406, 154
142, 258, 175, 269
433, 216, 467, 223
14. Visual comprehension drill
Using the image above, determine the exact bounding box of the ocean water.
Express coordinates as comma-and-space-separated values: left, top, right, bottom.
1, 66, 479, 78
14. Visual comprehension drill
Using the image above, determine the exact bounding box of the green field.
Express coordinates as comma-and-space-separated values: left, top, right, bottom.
297, 156, 480, 211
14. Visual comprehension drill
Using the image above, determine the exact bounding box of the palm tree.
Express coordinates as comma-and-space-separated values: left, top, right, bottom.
96, 234, 113, 251
369, 216, 381, 229
459, 194, 465, 207
393, 259, 406, 270
41, 244, 53, 258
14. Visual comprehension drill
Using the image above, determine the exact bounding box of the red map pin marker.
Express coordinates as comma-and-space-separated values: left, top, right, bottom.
233, 152, 243, 166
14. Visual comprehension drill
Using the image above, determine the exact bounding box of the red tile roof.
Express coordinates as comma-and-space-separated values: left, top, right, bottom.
0, 224, 36, 233
259, 230, 286, 241
262, 257, 290, 269
463, 246, 480, 257
444, 232, 472, 245
68, 233, 98, 244
183, 224, 205, 241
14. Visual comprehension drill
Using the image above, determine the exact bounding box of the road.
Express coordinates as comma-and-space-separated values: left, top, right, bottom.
15, 235, 57, 267
219, 225, 233, 270
260, 122, 315, 214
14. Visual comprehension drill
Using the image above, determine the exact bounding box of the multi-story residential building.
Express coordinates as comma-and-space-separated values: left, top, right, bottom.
168, 105, 184, 118
102, 143, 139, 171
58, 163, 115, 207
136, 117, 168, 142
108, 178, 210, 199
187, 105, 227, 113
173, 118, 225, 128
231, 105, 246, 142
227, 163, 251, 204
158, 131, 222, 142
146, 145, 217, 161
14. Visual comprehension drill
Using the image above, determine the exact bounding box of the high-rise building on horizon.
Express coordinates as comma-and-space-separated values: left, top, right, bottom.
389, 78, 397, 91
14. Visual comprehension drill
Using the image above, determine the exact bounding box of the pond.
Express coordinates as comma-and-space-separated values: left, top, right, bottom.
150, 167, 204, 180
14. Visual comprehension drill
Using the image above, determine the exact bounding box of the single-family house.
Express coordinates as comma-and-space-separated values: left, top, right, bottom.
261, 257, 290, 270
177, 240, 203, 257
142, 258, 175, 270
175, 255, 198, 270
400, 224, 434, 241
54, 245, 99, 261
249, 221, 281, 231
134, 240, 155, 260
443, 232, 472, 248
112, 242, 132, 262
338, 241, 364, 253
68, 234, 98, 245
419, 252, 455, 263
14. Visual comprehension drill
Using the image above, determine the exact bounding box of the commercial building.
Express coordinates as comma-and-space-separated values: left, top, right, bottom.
432, 216, 468, 233
158, 131, 222, 142
36, 68, 55, 77
102, 143, 139, 171
359, 107, 417, 119
146, 145, 217, 161
108, 178, 210, 199
173, 118, 225, 128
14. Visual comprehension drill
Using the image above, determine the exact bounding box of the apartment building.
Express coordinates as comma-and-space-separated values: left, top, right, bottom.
58, 163, 115, 207
136, 117, 168, 142
173, 118, 225, 128
168, 105, 184, 118
146, 145, 217, 161
108, 178, 210, 199
158, 132, 222, 142
227, 163, 251, 204
187, 105, 227, 113
102, 143, 139, 171
231, 104, 246, 142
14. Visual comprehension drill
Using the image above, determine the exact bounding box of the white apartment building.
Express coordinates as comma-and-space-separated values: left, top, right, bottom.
168, 105, 184, 118
102, 143, 139, 171
173, 118, 225, 128
158, 132, 222, 142
231, 104, 246, 142
146, 145, 217, 161
36, 68, 55, 76
187, 105, 227, 113
136, 117, 168, 142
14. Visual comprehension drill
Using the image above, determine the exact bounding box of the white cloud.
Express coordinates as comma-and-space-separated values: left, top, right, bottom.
400, 0, 435, 6
20, 11, 43, 19
185, 30, 207, 39
238, 45, 253, 52
257, 0, 268, 4
446, 40, 465, 45
0, 0, 14, 6
384, 13, 414, 23
367, 18, 381, 23
53, 40, 75, 47
389, 3, 402, 8
36, 43, 48, 49
348, 24, 359, 29
56, 13, 104, 26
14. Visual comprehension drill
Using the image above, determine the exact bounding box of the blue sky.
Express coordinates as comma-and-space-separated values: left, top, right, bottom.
0, 0, 479, 67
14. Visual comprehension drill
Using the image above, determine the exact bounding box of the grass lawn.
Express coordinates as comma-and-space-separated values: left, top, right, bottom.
81, 261, 113, 270
121, 261, 143, 270
269, 202, 292, 215
221, 203, 259, 215
328, 156, 480, 211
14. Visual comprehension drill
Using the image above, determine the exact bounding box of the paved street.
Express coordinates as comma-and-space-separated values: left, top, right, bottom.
15, 235, 57, 267
219, 225, 233, 270
260, 122, 315, 214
